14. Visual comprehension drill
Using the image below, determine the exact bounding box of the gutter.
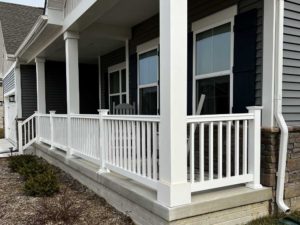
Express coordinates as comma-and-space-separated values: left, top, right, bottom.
14, 15, 48, 59
274, 0, 290, 213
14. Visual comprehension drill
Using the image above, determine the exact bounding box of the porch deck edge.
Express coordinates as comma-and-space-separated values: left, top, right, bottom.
31, 142, 272, 223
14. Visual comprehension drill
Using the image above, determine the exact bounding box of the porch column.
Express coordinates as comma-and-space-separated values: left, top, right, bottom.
158, 0, 191, 207
64, 31, 80, 114
35, 57, 46, 113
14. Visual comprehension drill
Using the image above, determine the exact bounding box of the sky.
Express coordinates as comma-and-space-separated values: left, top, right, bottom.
0, 0, 45, 7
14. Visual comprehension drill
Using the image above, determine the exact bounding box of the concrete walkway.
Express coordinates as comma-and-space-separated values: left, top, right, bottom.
0, 139, 16, 157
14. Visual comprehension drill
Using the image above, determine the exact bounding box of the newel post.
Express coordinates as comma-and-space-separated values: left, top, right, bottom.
18, 120, 23, 154
49, 111, 56, 150
35, 111, 40, 142
98, 109, 109, 173
247, 106, 263, 189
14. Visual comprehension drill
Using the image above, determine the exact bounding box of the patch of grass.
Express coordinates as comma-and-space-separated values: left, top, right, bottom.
8, 155, 59, 197
247, 212, 300, 225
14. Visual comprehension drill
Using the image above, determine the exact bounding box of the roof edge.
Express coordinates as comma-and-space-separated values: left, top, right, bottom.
15, 15, 48, 59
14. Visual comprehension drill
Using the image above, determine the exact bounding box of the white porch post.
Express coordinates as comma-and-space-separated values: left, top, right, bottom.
64, 31, 80, 158
158, 0, 191, 207
247, 106, 263, 189
35, 58, 46, 114
64, 31, 80, 114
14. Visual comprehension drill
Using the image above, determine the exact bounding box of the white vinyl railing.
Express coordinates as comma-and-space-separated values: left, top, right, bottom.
18, 114, 37, 153
70, 114, 101, 164
52, 113, 68, 151
102, 115, 160, 190
187, 107, 262, 192
38, 114, 51, 144
18, 107, 262, 197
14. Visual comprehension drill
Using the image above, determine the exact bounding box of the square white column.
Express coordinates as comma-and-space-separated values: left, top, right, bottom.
158, 0, 191, 207
64, 31, 80, 114
35, 57, 46, 114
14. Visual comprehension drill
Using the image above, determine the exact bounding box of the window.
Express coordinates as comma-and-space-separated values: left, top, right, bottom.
108, 63, 127, 112
137, 40, 159, 115
193, 6, 236, 115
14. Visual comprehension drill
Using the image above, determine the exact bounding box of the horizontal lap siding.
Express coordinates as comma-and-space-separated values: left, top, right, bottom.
100, 47, 125, 109
45, 61, 67, 114
238, 0, 263, 106
3, 69, 15, 94
20, 65, 37, 118
283, 0, 300, 125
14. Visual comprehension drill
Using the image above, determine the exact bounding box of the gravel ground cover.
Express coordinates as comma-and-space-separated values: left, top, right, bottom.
0, 157, 134, 225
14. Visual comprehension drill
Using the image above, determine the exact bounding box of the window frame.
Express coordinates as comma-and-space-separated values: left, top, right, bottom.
137, 38, 160, 115
108, 62, 127, 111
192, 6, 237, 114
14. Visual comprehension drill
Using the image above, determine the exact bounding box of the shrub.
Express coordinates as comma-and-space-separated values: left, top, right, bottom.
28, 188, 85, 225
24, 169, 59, 197
9, 155, 59, 197
8, 155, 38, 173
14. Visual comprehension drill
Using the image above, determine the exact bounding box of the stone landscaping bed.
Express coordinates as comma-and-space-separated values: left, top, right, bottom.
0, 157, 134, 225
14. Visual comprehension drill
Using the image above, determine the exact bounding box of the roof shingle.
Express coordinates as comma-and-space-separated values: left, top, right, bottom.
0, 2, 43, 54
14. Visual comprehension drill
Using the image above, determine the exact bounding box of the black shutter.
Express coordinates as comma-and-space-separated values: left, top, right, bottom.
129, 53, 138, 107
187, 32, 193, 115
233, 9, 257, 113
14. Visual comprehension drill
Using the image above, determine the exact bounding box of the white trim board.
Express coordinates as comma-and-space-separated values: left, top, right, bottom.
192, 5, 237, 32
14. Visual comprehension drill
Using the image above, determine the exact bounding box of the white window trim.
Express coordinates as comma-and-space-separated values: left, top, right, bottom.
108, 62, 127, 111
192, 5, 237, 114
137, 38, 160, 115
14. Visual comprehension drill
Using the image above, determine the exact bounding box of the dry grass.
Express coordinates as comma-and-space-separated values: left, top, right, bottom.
0, 158, 134, 225
247, 211, 300, 225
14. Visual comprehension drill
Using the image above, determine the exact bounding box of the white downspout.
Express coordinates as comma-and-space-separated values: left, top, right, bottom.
274, 0, 290, 213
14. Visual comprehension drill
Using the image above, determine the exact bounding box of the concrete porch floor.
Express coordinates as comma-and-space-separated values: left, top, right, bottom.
29, 142, 272, 225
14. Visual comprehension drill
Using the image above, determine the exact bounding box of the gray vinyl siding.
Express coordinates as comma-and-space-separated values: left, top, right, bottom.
20, 65, 37, 118
3, 69, 15, 94
45, 61, 67, 114
238, 0, 263, 106
283, 0, 300, 126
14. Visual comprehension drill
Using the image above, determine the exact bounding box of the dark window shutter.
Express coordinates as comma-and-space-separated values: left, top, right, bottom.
233, 9, 257, 113
187, 32, 193, 115
129, 53, 138, 107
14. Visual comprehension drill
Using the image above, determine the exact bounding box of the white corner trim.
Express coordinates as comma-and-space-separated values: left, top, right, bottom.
108, 62, 126, 74
137, 38, 159, 54
192, 5, 237, 32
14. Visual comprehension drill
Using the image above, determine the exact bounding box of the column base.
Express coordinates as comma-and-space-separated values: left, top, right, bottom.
157, 181, 191, 208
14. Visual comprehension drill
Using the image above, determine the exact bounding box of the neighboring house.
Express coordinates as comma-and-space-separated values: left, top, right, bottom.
3, 0, 300, 224
0, 2, 43, 144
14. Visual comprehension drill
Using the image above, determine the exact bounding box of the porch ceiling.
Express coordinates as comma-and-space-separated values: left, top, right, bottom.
38, 0, 158, 64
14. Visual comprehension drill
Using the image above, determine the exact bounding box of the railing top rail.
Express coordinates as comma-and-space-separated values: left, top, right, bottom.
52, 114, 68, 118
187, 113, 255, 123
70, 114, 99, 119
103, 115, 160, 122
38, 114, 51, 118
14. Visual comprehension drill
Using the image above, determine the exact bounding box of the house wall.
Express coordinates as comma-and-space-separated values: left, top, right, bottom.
98, 0, 263, 114
45, 61, 99, 114
20, 65, 37, 118
283, 0, 300, 126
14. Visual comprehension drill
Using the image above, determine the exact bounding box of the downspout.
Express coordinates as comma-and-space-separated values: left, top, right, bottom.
274, 0, 290, 213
